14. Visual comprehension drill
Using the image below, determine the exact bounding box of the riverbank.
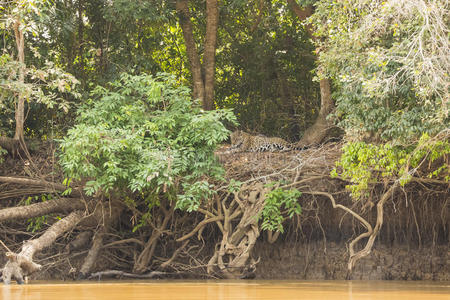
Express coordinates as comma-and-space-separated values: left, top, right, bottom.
1, 142, 448, 281
256, 241, 449, 280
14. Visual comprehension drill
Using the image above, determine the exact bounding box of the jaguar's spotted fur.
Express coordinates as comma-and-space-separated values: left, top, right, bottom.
229, 130, 293, 153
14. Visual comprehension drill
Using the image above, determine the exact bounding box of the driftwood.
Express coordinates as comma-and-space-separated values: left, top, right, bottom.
1, 252, 25, 284
88, 270, 167, 280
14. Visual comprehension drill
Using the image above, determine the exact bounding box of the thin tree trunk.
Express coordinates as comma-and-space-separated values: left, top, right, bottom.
287, 1, 334, 146
176, 0, 205, 104
296, 78, 333, 147
13, 18, 25, 144
133, 204, 173, 274
78, 199, 123, 277
77, 0, 85, 85
203, 0, 219, 110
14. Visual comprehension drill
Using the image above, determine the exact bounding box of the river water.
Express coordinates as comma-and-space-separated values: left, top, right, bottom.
1, 280, 449, 300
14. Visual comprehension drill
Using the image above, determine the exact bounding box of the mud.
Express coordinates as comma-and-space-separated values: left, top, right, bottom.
255, 241, 449, 280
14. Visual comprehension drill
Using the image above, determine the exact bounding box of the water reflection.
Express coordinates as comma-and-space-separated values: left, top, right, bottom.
1, 280, 449, 300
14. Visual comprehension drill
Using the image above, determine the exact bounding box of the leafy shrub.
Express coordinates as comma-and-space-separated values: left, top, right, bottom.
260, 186, 302, 233
332, 132, 449, 200
60, 73, 236, 212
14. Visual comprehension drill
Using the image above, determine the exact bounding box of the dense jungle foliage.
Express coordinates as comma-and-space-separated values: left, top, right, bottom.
0, 0, 448, 280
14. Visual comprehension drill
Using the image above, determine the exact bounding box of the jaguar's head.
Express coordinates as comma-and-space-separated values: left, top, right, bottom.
230, 130, 247, 146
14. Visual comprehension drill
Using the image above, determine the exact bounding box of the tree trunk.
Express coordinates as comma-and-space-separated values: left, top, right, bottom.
77, 0, 85, 85
13, 19, 26, 145
287, 1, 335, 146
79, 226, 105, 277
296, 78, 334, 147
203, 0, 219, 110
177, 0, 219, 110
176, 0, 205, 104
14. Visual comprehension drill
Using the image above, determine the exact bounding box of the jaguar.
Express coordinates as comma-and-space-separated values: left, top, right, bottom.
229, 130, 293, 152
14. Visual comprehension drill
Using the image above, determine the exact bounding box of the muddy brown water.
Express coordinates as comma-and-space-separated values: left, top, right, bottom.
1, 280, 449, 300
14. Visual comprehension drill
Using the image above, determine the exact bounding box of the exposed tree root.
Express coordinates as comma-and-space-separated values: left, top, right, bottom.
347, 183, 398, 276
204, 183, 270, 279
176, 216, 223, 242
133, 203, 174, 274
0, 140, 447, 281
300, 190, 379, 275
266, 230, 280, 244
78, 227, 105, 278
160, 240, 189, 269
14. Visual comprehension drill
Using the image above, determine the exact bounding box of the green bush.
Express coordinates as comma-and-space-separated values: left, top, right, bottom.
332, 133, 450, 201
260, 186, 302, 233
59, 73, 236, 212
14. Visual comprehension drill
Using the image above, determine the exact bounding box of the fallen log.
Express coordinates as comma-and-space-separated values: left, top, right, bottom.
0, 176, 82, 197
0, 197, 85, 222
1, 210, 84, 283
